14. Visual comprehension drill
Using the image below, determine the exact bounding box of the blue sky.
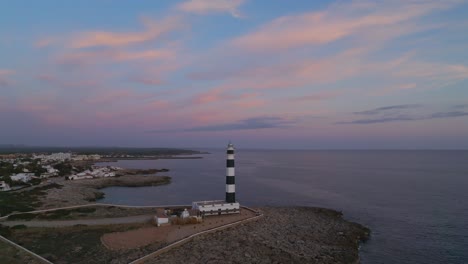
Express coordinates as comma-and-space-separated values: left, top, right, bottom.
1, 0, 468, 149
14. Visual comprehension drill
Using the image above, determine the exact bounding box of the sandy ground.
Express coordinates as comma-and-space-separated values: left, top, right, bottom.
101, 209, 257, 250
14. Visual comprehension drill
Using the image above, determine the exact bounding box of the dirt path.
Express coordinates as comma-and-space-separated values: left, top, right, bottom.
1, 214, 154, 227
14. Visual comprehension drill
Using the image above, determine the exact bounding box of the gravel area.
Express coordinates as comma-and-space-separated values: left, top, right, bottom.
143, 207, 370, 264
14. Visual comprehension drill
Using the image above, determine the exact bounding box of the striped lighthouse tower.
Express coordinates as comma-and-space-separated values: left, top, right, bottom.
226, 143, 236, 203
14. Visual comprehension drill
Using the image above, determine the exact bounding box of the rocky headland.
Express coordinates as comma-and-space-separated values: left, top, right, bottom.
36, 172, 171, 209
144, 207, 370, 264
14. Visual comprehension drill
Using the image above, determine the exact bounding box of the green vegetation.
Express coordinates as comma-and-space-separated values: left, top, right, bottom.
0, 224, 11, 237
6, 223, 160, 264
0, 238, 45, 264
0, 159, 47, 185
53, 162, 72, 176
0, 161, 22, 177
11, 224, 27, 230
85, 192, 105, 202
0, 183, 62, 216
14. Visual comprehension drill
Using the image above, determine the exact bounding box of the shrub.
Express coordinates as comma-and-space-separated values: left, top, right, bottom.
11, 224, 27, 230
8, 213, 37, 221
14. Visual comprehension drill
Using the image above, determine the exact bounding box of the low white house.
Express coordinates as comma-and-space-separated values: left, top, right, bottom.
10, 173, 34, 183
0, 181, 11, 191
180, 208, 190, 219
154, 209, 169, 226
68, 175, 93, 180
192, 200, 240, 216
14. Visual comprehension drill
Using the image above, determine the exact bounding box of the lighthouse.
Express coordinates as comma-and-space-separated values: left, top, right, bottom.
192, 142, 241, 216
226, 143, 236, 203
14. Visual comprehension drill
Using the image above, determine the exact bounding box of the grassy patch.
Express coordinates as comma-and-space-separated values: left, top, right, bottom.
0, 239, 44, 264
85, 192, 105, 202
0, 183, 63, 216
7, 223, 162, 264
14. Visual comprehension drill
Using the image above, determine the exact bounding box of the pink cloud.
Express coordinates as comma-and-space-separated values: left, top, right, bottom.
192, 88, 227, 104
177, 0, 245, 17
231, 0, 461, 52
36, 73, 100, 88
69, 16, 184, 49
57, 48, 175, 66
130, 77, 164, 86
291, 91, 342, 101
369, 83, 418, 96
0, 69, 14, 86
35, 37, 57, 48
129, 60, 184, 85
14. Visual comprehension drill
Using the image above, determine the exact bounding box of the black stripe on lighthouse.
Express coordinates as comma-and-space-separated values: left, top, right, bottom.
226, 176, 235, 184
226, 193, 235, 203
226, 143, 236, 203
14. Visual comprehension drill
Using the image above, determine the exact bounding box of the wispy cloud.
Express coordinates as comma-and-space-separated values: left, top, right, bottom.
147, 116, 295, 133
452, 104, 468, 109
354, 104, 421, 115
187, 0, 467, 95
290, 91, 342, 102
57, 48, 175, 66
69, 16, 184, 49
231, 0, 460, 52
339, 104, 468, 124
429, 111, 468, 119
177, 0, 245, 18
34, 37, 57, 48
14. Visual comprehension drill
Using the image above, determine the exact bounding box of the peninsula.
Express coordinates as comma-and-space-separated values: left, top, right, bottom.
0, 146, 370, 264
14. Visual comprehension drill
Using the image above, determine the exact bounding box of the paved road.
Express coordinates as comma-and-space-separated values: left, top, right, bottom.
1, 214, 154, 227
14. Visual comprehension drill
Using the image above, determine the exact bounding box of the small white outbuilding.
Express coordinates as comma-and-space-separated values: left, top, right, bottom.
154, 209, 169, 227
0, 181, 11, 192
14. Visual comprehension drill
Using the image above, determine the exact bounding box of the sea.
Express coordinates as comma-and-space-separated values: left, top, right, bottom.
97, 149, 468, 264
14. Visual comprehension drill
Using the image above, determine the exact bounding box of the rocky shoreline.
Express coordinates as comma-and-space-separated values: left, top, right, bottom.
145, 207, 370, 264
36, 172, 171, 209
1, 206, 370, 264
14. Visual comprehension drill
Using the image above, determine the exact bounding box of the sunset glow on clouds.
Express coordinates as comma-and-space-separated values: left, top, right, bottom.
1, 0, 468, 148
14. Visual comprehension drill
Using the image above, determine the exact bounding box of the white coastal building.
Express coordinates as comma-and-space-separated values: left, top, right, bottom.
192, 143, 240, 216
34, 152, 71, 162
68, 175, 93, 180
10, 173, 35, 183
154, 209, 169, 226
0, 181, 11, 192
192, 200, 240, 216
72, 154, 101, 161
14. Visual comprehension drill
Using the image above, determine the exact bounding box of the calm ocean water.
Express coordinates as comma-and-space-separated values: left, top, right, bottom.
97, 150, 468, 264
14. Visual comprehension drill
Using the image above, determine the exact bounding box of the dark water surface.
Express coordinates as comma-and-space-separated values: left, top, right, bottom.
97, 150, 468, 264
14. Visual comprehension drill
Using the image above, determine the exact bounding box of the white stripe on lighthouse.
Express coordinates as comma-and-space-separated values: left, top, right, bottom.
226, 184, 235, 193
226, 167, 235, 176
227, 154, 234, 160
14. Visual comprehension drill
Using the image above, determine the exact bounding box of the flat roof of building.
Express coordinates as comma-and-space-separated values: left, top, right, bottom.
193, 200, 238, 206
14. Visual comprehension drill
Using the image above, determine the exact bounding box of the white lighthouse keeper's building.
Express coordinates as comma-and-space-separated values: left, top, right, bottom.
192, 143, 240, 216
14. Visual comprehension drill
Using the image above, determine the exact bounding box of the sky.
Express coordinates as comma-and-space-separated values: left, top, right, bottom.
1, 0, 468, 149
